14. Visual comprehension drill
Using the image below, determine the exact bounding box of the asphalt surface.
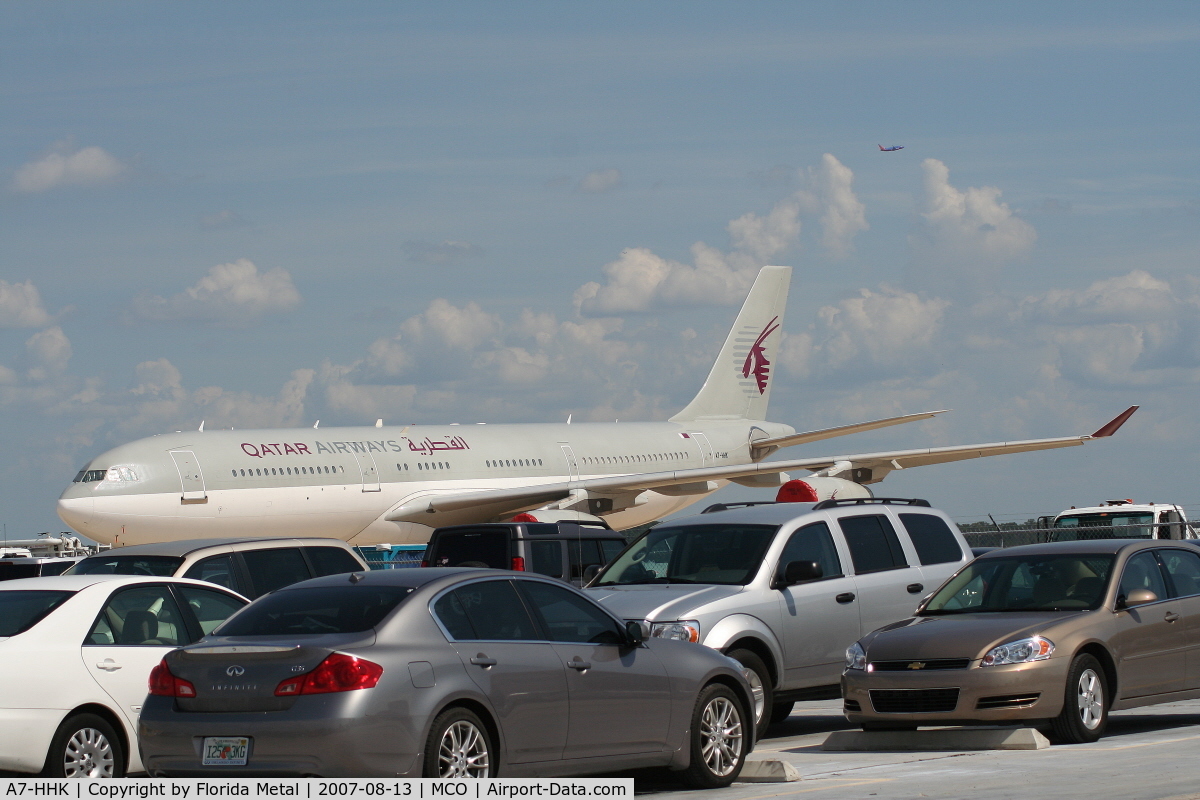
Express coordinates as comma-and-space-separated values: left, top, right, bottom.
635, 698, 1200, 800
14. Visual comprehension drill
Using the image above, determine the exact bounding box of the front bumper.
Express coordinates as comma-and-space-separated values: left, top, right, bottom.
842, 657, 1071, 727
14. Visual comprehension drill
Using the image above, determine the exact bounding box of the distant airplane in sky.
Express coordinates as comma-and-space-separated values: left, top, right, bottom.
878, 144, 904, 151
57, 266, 1137, 547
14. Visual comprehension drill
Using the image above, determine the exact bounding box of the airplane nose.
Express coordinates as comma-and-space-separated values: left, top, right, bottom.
57, 496, 94, 530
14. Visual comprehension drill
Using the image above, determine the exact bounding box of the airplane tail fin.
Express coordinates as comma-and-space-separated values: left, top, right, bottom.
670, 265, 791, 423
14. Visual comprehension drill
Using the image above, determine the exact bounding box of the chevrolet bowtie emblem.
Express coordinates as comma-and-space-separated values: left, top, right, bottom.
907, 662, 926, 670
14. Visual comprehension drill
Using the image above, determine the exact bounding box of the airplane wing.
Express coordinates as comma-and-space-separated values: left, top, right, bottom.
751, 409, 947, 456
385, 406, 1137, 523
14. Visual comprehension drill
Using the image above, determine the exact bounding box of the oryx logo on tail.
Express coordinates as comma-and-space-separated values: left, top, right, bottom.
742, 316, 780, 395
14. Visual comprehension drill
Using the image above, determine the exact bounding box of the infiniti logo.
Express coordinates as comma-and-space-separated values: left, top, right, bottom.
226, 665, 245, 677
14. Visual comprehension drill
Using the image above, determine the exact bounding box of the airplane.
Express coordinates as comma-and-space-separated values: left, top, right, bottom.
57, 266, 1137, 547
879, 144, 904, 152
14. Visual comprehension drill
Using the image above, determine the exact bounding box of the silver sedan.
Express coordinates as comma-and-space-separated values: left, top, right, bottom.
138, 567, 754, 786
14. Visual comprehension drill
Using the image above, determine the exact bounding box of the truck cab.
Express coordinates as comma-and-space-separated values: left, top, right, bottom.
1049, 499, 1196, 541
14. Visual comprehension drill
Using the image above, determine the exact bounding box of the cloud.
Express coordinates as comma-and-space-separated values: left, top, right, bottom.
200, 210, 252, 231
578, 168, 623, 193
25, 327, 72, 378
810, 153, 868, 258
0, 280, 55, 328
13, 142, 125, 193
403, 239, 485, 266
130, 259, 302, 324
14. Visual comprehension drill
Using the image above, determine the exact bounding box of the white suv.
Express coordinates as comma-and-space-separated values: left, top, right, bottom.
586, 497, 971, 734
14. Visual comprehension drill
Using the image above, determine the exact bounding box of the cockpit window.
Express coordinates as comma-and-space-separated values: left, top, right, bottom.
75, 469, 108, 483
74, 466, 139, 483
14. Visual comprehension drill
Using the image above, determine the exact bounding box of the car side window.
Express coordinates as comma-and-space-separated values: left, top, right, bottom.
518, 580, 624, 644
528, 541, 564, 578
567, 539, 604, 581
1118, 551, 1168, 602
899, 513, 965, 565
434, 580, 539, 641
176, 585, 247, 637
241, 548, 313, 597
598, 539, 625, 564
1159, 549, 1200, 598
839, 514, 908, 574
778, 522, 843, 579
86, 585, 188, 646
304, 546, 364, 577
183, 554, 240, 593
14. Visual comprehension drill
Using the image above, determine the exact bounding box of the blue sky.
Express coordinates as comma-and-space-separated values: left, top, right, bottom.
3, 2, 1200, 534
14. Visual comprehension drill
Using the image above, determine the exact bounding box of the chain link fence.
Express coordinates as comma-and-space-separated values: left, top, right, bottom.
961, 521, 1196, 549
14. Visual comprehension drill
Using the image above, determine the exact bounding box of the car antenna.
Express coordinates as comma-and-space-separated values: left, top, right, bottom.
349, 572, 364, 584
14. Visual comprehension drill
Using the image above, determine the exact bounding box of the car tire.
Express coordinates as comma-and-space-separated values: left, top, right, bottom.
42, 713, 125, 778
679, 683, 749, 789
423, 707, 494, 778
726, 649, 772, 737
1050, 654, 1108, 744
769, 701, 794, 726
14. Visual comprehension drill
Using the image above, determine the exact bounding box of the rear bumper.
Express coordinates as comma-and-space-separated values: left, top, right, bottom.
138, 696, 420, 778
0, 707, 63, 773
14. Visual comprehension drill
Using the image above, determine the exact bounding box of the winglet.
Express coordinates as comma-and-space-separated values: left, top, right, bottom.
1090, 405, 1139, 438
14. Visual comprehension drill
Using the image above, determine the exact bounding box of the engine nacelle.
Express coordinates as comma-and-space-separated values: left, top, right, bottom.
776, 477, 872, 503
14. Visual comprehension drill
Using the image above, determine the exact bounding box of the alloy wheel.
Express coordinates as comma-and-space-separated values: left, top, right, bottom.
699, 696, 744, 778
1077, 668, 1104, 730
63, 727, 116, 778
437, 720, 489, 778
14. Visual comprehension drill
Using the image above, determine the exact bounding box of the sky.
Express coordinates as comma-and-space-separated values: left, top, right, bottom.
3, 2, 1200, 535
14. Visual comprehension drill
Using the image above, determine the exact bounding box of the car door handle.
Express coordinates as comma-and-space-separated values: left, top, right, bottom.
469, 656, 497, 667
835, 592, 856, 604
95, 659, 122, 671
907, 583, 924, 594
1165, 612, 1181, 623
567, 659, 592, 671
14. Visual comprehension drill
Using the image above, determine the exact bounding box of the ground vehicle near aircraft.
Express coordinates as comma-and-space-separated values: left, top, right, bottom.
1045, 500, 1197, 541
64, 537, 369, 599
138, 567, 754, 785
585, 497, 971, 736
843, 540, 1200, 742
423, 520, 626, 585
0, 574, 247, 776
58, 266, 1136, 548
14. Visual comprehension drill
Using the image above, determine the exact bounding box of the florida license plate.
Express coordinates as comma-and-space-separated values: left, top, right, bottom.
202, 736, 250, 766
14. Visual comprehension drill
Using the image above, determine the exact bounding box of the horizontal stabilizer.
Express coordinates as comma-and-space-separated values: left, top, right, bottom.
753, 410, 947, 455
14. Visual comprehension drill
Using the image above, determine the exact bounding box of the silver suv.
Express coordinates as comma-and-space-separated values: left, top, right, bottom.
586, 497, 971, 733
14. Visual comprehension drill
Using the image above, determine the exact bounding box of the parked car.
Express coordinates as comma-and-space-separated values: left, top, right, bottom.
65, 537, 369, 598
586, 497, 972, 734
842, 539, 1200, 742
139, 567, 755, 785
0, 555, 84, 580
423, 521, 627, 585
0, 574, 248, 777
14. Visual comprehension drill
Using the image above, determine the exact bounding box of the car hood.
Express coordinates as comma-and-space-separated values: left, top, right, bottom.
585, 583, 745, 621
861, 612, 1090, 661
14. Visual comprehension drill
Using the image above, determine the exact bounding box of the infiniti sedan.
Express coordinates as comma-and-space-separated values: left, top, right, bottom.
139, 568, 754, 786
843, 540, 1200, 742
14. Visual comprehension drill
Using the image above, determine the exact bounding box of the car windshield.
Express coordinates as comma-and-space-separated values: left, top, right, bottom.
215, 585, 413, 636
0, 590, 74, 636
921, 553, 1114, 615
593, 524, 777, 586
68, 555, 183, 576
1050, 513, 1155, 540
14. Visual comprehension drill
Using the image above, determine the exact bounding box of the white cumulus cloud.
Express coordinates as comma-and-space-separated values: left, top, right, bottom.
578, 168, 623, 193
13, 142, 125, 193
130, 259, 302, 324
0, 280, 55, 328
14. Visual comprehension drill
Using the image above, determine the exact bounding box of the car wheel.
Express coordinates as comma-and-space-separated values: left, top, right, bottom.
726, 649, 772, 737
424, 707, 494, 778
679, 683, 748, 789
769, 701, 794, 726
42, 714, 125, 778
1051, 654, 1108, 744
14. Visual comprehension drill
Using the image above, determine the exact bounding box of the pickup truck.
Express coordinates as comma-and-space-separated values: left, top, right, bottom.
1043, 499, 1198, 541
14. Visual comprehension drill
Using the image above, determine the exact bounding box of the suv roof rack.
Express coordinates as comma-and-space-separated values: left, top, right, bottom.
699, 501, 781, 514
811, 497, 931, 510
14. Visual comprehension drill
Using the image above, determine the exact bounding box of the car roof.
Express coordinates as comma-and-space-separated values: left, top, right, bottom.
74, 537, 356, 559
978, 539, 1164, 558
0, 573, 249, 596
274, 566, 553, 593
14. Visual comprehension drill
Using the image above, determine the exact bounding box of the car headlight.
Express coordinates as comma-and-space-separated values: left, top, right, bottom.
981, 636, 1054, 667
845, 641, 867, 671
650, 620, 701, 643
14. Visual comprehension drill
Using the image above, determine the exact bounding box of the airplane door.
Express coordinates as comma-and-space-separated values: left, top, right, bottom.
352, 450, 381, 492
559, 445, 579, 480
689, 432, 715, 467
169, 450, 207, 502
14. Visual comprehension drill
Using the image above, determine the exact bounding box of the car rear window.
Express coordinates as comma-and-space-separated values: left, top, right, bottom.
0, 590, 74, 636
428, 530, 509, 569
304, 546, 364, 577
70, 555, 183, 576
242, 548, 312, 596
215, 585, 412, 636
899, 514, 965, 565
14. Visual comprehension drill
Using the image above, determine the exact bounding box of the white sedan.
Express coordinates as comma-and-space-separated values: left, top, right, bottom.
0, 574, 247, 777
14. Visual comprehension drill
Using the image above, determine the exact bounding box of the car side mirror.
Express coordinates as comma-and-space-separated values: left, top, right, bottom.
624, 620, 645, 647
776, 560, 822, 589
1117, 589, 1158, 609
583, 564, 601, 584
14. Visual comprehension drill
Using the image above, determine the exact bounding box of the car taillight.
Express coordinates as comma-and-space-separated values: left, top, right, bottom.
511, 556, 525, 571
275, 653, 384, 696
148, 659, 196, 697
420, 560, 430, 568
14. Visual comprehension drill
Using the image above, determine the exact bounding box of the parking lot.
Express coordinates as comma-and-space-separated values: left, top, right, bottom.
639, 699, 1200, 800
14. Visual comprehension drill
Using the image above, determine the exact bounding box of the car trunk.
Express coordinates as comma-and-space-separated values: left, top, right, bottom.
427, 529, 511, 569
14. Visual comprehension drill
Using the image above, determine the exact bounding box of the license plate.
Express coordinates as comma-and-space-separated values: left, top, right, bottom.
202, 737, 250, 766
